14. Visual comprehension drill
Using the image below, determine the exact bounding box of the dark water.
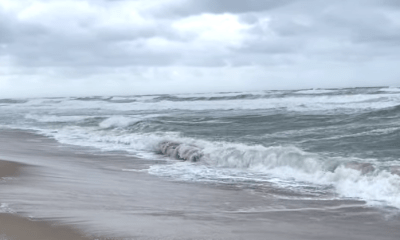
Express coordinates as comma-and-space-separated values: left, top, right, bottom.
0, 87, 399, 238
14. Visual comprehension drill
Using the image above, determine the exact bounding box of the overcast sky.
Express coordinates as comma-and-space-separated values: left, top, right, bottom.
0, 0, 400, 97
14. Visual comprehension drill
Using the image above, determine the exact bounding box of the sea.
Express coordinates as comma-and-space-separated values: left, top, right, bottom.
0, 86, 399, 239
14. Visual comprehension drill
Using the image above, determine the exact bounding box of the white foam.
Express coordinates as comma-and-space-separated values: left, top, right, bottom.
331, 167, 400, 207
39, 126, 185, 158
296, 89, 336, 94
380, 87, 400, 92
0, 203, 15, 213
98, 114, 164, 129
99, 116, 140, 129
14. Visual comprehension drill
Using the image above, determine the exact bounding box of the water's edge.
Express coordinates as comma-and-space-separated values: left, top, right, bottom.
0, 129, 399, 239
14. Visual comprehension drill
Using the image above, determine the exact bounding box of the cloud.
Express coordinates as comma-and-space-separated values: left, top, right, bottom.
1, 1, 188, 67
155, 0, 296, 17
0, 0, 399, 98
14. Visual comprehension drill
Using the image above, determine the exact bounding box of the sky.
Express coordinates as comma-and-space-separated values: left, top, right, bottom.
0, 0, 400, 97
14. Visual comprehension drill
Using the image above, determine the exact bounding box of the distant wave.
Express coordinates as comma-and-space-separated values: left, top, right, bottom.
379, 87, 400, 93
99, 116, 142, 129
0, 99, 28, 104
25, 114, 93, 123
151, 93, 262, 102
295, 89, 337, 94
13, 92, 399, 115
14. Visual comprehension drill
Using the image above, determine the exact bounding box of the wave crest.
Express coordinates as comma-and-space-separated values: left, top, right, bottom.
157, 141, 203, 162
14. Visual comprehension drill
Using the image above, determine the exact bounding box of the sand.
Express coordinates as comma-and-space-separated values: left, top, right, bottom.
0, 160, 22, 179
0, 160, 93, 240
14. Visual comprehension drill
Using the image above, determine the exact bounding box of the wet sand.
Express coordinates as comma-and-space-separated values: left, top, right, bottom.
0, 159, 92, 240
0, 213, 92, 240
0, 160, 22, 179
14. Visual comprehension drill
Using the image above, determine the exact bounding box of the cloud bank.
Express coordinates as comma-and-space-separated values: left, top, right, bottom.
0, 0, 399, 97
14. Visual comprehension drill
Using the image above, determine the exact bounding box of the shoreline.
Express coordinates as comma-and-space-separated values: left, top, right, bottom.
0, 159, 93, 240
0, 129, 399, 240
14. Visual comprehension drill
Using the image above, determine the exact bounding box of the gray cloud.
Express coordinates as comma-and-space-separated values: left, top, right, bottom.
160, 0, 296, 16
3, 0, 400, 68
383, 0, 400, 7
1, 7, 187, 68
0, 0, 400, 98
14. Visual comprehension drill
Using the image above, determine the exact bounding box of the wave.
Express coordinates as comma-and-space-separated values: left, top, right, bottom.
55, 125, 397, 209
295, 89, 337, 94
72, 96, 112, 101
98, 114, 165, 129
99, 116, 142, 129
20, 121, 400, 209
107, 97, 137, 103
151, 93, 262, 102
379, 87, 400, 93
157, 141, 203, 162
0, 99, 28, 104
150, 140, 400, 208
362, 104, 400, 118
25, 114, 93, 123
63, 93, 400, 113
5, 88, 400, 115
2, 87, 400, 209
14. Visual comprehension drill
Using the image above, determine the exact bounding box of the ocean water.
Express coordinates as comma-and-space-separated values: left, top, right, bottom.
0, 87, 400, 238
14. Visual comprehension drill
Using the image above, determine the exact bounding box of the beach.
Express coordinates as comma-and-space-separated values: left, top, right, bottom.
0, 128, 399, 239
0, 212, 90, 240
0, 160, 91, 240
1, 0, 400, 237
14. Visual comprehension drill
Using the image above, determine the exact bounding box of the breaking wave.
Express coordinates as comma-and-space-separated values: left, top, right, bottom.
99, 116, 141, 129
157, 141, 203, 162
151, 140, 400, 208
